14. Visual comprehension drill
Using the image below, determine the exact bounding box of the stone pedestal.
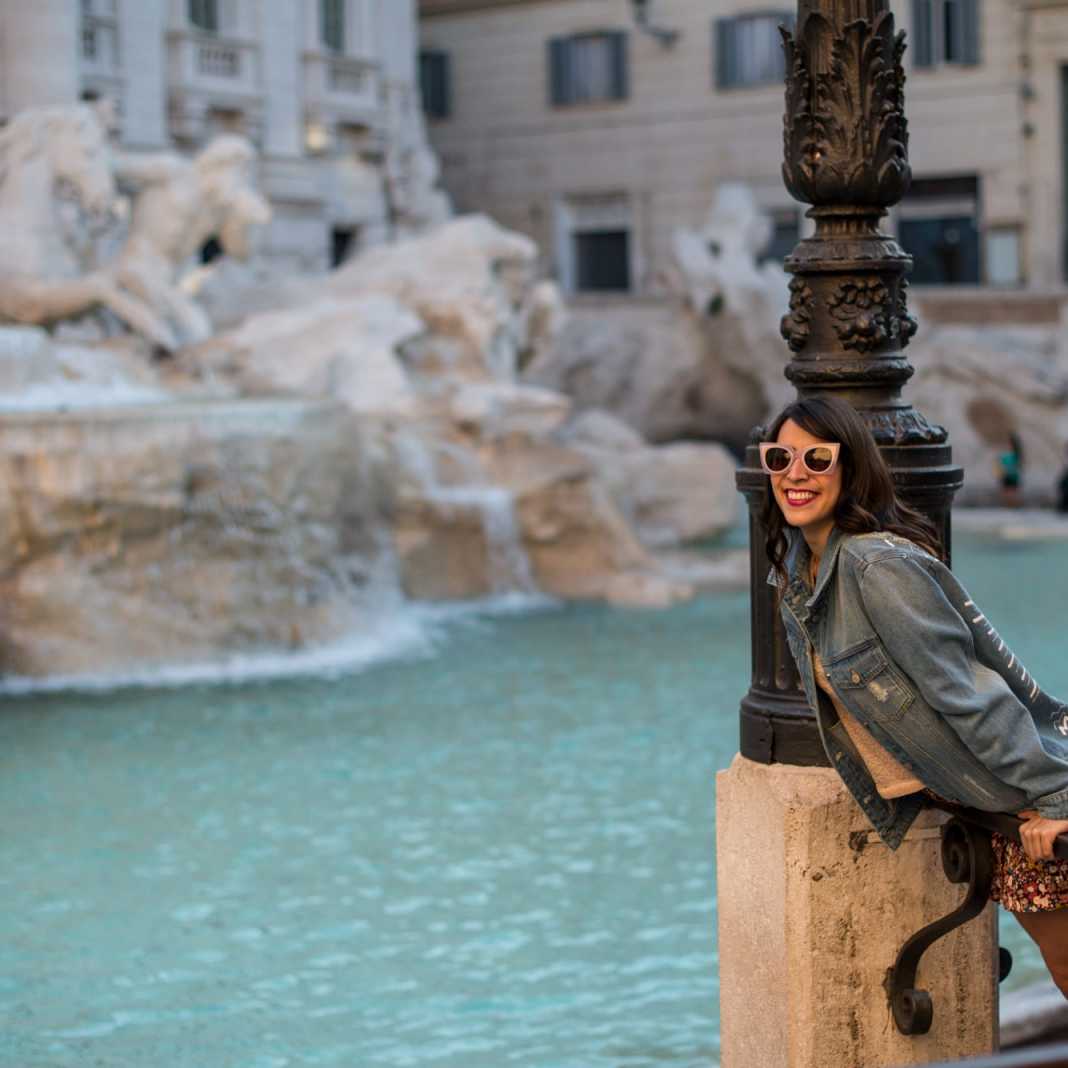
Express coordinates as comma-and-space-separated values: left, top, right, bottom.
716, 755, 998, 1067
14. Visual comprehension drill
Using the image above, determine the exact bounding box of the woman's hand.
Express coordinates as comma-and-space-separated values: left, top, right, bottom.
1016, 810, 1068, 861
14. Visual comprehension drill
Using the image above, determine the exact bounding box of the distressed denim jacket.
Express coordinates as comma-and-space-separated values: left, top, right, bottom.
771, 526, 1068, 849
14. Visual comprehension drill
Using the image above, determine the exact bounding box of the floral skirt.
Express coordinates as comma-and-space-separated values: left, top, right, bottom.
990, 832, 1068, 913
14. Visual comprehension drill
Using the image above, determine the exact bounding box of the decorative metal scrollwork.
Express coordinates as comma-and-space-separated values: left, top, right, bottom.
780, 278, 815, 352
828, 278, 892, 352
885, 818, 993, 1035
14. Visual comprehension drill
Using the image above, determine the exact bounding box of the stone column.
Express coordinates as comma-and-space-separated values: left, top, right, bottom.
717, 1, 996, 1063
3, 0, 79, 114
260, 0, 303, 159
118, 0, 167, 149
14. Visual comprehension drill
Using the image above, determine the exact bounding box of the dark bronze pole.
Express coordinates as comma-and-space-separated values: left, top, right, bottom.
735, 0, 963, 765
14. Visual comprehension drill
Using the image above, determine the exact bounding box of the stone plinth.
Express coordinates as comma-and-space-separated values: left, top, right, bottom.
716, 755, 997, 1067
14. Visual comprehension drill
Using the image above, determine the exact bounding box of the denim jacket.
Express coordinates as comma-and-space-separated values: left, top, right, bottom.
771, 526, 1068, 849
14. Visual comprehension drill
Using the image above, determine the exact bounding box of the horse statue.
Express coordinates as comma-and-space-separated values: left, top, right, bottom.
113, 135, 272, 348
0, 105, 177, 350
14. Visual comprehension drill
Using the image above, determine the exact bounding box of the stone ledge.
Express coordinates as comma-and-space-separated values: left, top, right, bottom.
1001, 979, 1068, 1048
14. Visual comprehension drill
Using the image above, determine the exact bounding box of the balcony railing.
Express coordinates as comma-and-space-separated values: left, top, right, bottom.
168, 30, 260, 100
303, 50, 379, 118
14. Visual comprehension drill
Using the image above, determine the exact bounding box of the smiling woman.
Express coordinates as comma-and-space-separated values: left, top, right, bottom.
760, 395, 1068, 998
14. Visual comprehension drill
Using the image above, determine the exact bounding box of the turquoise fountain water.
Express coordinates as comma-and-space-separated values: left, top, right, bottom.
0, 531, 1062, 1066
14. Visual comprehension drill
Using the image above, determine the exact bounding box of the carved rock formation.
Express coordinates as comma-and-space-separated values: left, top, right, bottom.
526, 184, 790, 449
0, 400, 387, 676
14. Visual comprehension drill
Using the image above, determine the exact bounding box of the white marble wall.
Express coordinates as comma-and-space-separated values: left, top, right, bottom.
118, 2, 167, 148
260, 0, 304, 159
2, 0, 80, 116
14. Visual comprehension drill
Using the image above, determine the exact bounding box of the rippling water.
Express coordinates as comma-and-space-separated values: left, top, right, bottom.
0, 531, 1064, 1066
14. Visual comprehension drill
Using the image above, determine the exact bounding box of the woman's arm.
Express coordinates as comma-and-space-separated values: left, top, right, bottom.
858, 554, 1068, 819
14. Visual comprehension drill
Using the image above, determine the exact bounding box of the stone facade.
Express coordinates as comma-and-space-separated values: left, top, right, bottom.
419, 0, 1068, 293
0, 0, 432, 276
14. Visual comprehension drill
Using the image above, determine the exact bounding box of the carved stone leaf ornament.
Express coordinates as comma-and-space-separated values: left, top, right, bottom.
781, 11, 910, 207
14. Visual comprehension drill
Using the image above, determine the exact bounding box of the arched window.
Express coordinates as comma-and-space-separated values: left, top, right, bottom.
321, 0, 345, 53
189, 0, 219, 34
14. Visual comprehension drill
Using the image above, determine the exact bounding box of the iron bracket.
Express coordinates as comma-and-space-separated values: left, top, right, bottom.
884, 817, 995, 1035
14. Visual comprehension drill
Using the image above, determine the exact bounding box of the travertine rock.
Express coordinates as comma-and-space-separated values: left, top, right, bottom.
560, 409, 739, 547
0, 400, 387, 676
0, 326, 60, 390
189, 294, 423, 417
328, 214, 545, 381
449, 381, 572, 440
526, 301, 767, 449
896, 325, 1068, 505
526, 186, 788, 448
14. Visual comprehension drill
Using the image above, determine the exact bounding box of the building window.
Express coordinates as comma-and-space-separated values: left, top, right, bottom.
760, 210, 801, 266
898, 175, 981, 285
714, 12, 794, 90
548, 32, 628, 107
189, 0, 219, 34
420, 51, 451, 119
556, 194, 632, 294
912, 0, 981, 68
574, 231, 631, 292
321, 0, 345, 54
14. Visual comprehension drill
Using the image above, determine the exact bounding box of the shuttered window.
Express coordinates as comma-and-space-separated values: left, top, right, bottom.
419, 50, 451, 120
189, 0, 219, 33
714, 12, 794, 90
548, 32, 628, 107
321, 0, 345, 53
912, 0, 981, 68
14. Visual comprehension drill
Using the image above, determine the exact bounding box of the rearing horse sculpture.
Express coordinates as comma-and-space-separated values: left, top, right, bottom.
0, 105, 177, 350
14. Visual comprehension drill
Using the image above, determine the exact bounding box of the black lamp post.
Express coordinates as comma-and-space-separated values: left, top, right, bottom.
735, 0, 964, 765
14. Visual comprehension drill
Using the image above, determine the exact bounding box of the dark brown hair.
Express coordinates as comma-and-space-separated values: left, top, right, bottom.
761, 395, 943, 586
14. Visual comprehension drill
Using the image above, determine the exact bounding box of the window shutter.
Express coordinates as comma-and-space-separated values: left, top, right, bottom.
714, 19, 734, 89
549, 37, 571, 106
610, 31, 628, 100
912, 0, 933, 67
962, 0, 981, 65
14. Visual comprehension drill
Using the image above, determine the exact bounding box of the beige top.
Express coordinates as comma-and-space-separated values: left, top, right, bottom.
812, 651, 925, 800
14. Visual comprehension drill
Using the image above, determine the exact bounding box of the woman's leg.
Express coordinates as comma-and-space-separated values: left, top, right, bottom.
1012, 908, 1068, 998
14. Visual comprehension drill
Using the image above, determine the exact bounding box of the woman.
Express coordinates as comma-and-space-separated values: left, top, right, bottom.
761, 395, 1068, 995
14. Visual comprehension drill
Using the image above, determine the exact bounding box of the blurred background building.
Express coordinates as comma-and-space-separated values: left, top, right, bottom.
418, 0, 1068, 312
0, 0, 436, 274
